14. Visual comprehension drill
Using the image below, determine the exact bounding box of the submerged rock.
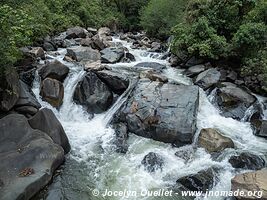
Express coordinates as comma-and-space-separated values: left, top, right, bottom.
73, 72, 113, 114
216, 82, 256, 120
198, 128, 234, 153
117, 80, 199, 146
39, 60, 69, 82
40, 78, 64, 108
29, 108, 71, 153
229, 152, 265, 170
231, 169, 267, 200
141, 152, 164, 172
0, 114, 64, 200
177, 168, 216, 192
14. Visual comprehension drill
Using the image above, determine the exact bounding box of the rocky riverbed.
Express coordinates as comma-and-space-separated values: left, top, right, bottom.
0, 26, 267, 200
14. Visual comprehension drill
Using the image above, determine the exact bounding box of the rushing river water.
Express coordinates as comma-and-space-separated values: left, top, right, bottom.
32, 37, 267, 200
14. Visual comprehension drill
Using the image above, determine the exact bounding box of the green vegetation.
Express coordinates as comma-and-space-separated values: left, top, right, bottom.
172, 0, 267, 82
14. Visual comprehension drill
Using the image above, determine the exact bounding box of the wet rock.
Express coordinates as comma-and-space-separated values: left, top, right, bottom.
40, 78, 64, 108
66, 46, 101, 62
141, 152, 164, 172
113, 123, 128, 153
185, 65, 206, 78
134, 62, 166, 72
19, 68, 36, 87
198, 128, 234, 153
80, 38, 93, 47
66, 26, 87, 39
73, 72, 113, 114
231, 169, 267, 200
139, 70, 168, 83
91, 27, 112, 50
95, 70, 129, 94
216, 82, 256, 120
121, 52, 136, 63
117, 80, 199, 146
185, 56, 204, 67
255, 120, 267, 138
195, 68, 221, 90
29, 108, 71, 153
43, 37, 57, 51
0, 114, 64, 200
226, 71, 238, 82
39, 60, 69, 82
84, 61, 106, 72
229, 152, 265, 170
177, 168, 215, 192
100, 47, 124, 64
13, 81, 40, 116
150, 42, 162, 52
0, 68, 20, 111
175, 146, 195, 163
168, 54, 180, 67
21, 47, 45, 60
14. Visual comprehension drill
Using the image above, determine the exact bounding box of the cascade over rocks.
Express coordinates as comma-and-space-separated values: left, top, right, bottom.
73, 72, 113, 114
39, 60, 69, 82
141, 152, 164, 172
95, 70, 129, 94
215, 82, 256, 120
0, 114, 64, 200
198, 128, 234, 153
40, 78, 64, 108
66, 46, 101, 62
231, 169, 267, 200
29, 108, 71, 153
116, 79, 199, 146
229, 152, 265, 170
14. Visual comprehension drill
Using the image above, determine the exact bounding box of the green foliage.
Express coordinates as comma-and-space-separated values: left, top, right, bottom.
140, 0, 187, 38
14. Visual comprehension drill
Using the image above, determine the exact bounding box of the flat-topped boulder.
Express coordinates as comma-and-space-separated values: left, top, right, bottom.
65, 26, 87, 39
66, 46, 100, 62
100, 47, 124, 63
116, 79, 199, 146
0, 114, 64, 200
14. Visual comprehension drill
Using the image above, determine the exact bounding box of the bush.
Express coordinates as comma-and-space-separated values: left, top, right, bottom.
140, 0, 187, 38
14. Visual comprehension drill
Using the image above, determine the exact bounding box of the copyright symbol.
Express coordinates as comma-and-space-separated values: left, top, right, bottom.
92, 189, 100, 196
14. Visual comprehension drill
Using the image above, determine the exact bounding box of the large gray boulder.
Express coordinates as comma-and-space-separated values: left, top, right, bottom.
198, 128, 234, 153
112, 123, 128, 153
73, 72, 113, 114
216, 82, 256, 120
231, 169, 267, 200
65, 26, 87, 39
91, 27, 112, 50
185, 64, 206, 78
141, 152, 164, 172
39, 60, 69, 82
40, 78, 64, 108
100, 47, 124, 63
14, 81, 41, 116
229, 152, 265, 170
195, 68, 221, 90
66, 47, 101, 62
0, 68, 20, 111
95, 70, 129, 94
0, 114, 64, 200
29, 108, 71, 153
117, 80, 199, 146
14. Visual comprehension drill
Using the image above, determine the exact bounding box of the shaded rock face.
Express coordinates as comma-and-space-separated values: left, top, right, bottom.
91, 27, 112, 50
252, 119, 267, 138
0, 114, 64, 200
231, 169, 267, 200
195, 68, 221, 90
216, 82, 256, 120
66, 26, 87, 39
185, 65, 206, 78
19, 68, 36, 87
29, 108, 71, 153
73, 72, 113, 114
177, 168, 215, 192
39, 60, 69, 82
66, 47, 101, 62
95, 70, 129, 94
134, 62, 166, 72
141, 152, 164, 172
139, 70, 168, 83
112, 123, 128, 153
14, 81, 41, 116
198, 128, 234, 153
0, 69, 20, 111
100, 47, 124, 64
40, 78, 64, 108
117, 80, 199, 146
229, 152, 265, 170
